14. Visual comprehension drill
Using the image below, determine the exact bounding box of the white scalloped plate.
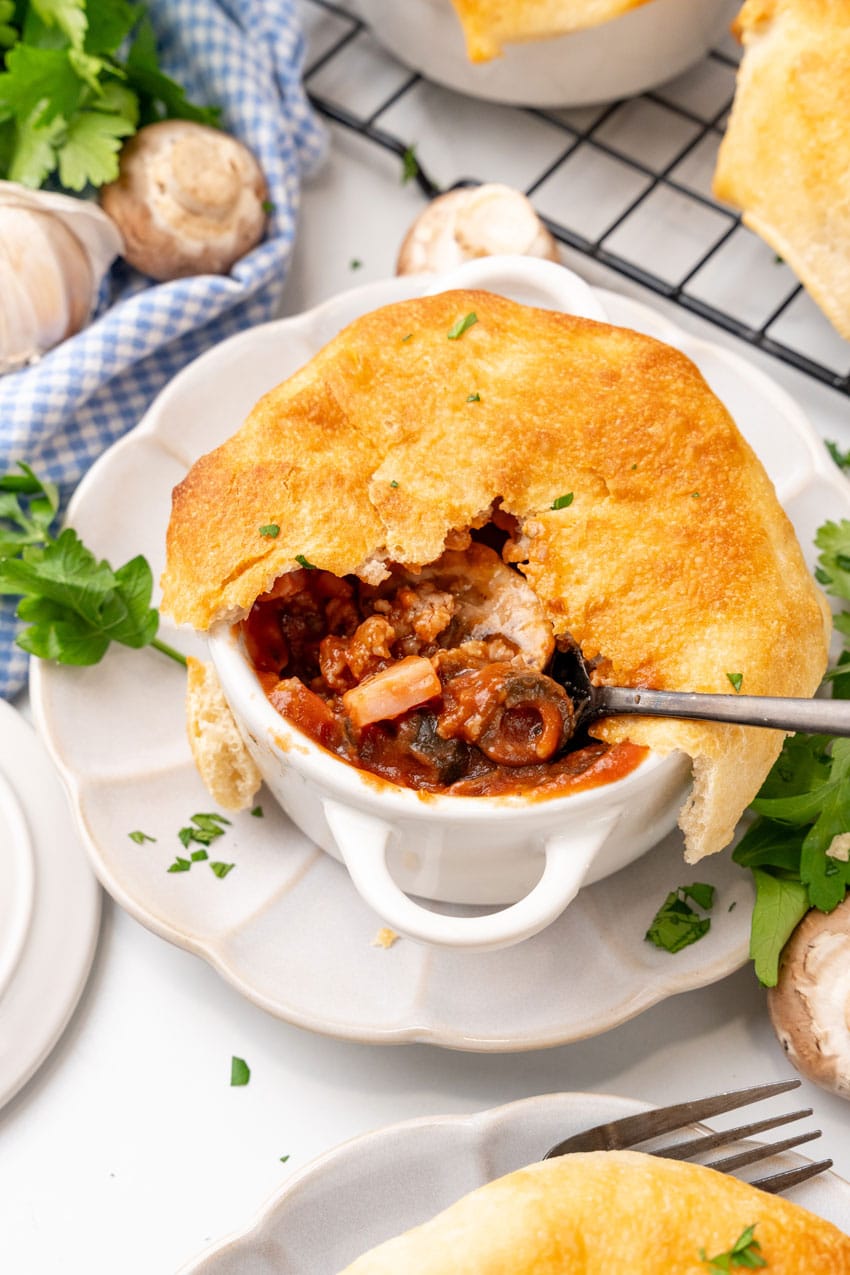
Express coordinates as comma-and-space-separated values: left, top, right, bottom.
178, 1092, 850, 1273
0, 700, 100, 1108
30, 269, 850, 1051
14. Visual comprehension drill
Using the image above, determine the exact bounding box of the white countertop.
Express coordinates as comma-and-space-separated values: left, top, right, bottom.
3, 12, 850, 1273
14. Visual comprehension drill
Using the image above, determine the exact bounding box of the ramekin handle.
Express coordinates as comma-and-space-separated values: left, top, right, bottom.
322, 800, 621, 952
421, 255, 608, 323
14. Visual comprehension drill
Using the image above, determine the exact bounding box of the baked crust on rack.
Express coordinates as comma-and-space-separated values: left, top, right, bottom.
714, 0, 850, 340
161, 287, 829, 861
337, 1151, 850, 1273
448, 0, 653, 61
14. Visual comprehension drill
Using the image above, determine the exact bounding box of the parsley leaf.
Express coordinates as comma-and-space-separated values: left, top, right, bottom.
726, 672, 743, 693
700, 1224, 766, 1271
645, 883, 714, 953
250, 805, 264, 818
447, 312, 478, 340
551, 493, 574, 510
0, 462, 185, 669
210, 860, 235, 879
259, 524, 280, 538
401, 143, 418, 184
167, 856, 191, 873
230, 1056, 250, 1086
827, 440, 850, 472
295, 554, 317, 570
0, 1, 218, 190
128, 830, 156, 844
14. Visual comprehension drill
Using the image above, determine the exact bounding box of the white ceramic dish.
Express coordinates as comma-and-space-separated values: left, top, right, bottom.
30, 265, 850, 1049
0, 700, 100, 1109
354, 0, 739, 107
178, 1091, 850, 1273
209, 256, 692, 953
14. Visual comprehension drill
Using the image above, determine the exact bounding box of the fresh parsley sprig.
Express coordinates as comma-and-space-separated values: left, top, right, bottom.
645, 882, 715, 953
0, 0, 219, 191
0, 462, 185, 669
733, 518, 850, 985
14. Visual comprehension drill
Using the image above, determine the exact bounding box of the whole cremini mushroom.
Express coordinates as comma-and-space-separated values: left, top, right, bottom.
396, 183, 559, 275
100, 120, 268, 281
767, 895, 850, 1098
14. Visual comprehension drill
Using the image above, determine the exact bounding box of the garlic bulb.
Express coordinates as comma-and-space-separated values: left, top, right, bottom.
0, 182, 124, 375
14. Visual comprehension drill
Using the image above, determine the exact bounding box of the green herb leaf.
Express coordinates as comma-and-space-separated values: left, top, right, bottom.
259, 524, 280, 538
748, 868, 809, 987
279, 1154, 290, 1163
250, 805, 264, 818
726, 672, 743, 693
295, 554, 317, 570
167, 857, 191, 873
827, 440, 850, 472
700, 1224, 766, 1271
261, 198, 275, 213
57, 107, 134, 189
466, 392, 481, 402
390, 480, 399, 488
447, 312, 478, 340
401, 143, 418, 184
128, 830, 156, 844
349, 258, 362, 270
551, 493, 574, 511
230, 1056, 250, 1086
190, 849, 208, 862
210, 861, 235, 879
645, 883, 714, 954
401, 333, 413, 343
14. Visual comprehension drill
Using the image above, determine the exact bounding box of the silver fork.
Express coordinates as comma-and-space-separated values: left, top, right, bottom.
544, 1080, 833, 1194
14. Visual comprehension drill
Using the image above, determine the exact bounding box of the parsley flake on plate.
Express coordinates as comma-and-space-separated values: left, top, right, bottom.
210, 861, 235, 879
128, 830, 155, 844
230, 1056, 250, 1087
259, 524, 280, 538
250, 805, 264, 818
466, 392, 481, 403
645, 883, 715, 953
551, 493, 574, 510
401, 144, 418, 185
167, 856, 191, 873
726, 672, 744, 693
447, 312, 478, 340
826, 440, 850, 472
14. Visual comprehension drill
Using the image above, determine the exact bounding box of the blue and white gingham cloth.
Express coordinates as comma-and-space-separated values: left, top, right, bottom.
0, 0, 325, 698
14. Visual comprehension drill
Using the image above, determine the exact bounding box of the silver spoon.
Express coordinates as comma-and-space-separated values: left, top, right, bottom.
552, 647, 850, 738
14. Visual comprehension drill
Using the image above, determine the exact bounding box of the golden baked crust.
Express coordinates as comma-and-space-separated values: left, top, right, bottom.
338, 1151, 850, 1273
448, 0, 653, 61
713, 0, 850, 340
161, 288, 829, 860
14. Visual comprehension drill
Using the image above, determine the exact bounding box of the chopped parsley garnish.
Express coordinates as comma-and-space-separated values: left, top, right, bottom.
645, 883, 715, 953
700, 1224, 766, 1271
551, 493, 574, 510
210, 861, 235, 879
447, 312, 478, 340
401, 144, 418, 184
390, 480, 399, 489
279, 1154, 290, 1163
827, 440, 850, 472
262, 199, 275, 214
726, 672, 744, 693
167, 857, 191, 874
295, 554, 317, 570
401, 333, 413, 343
467, 392, 481, 402
259, 524, 280, 538
251, 805, 264, 818
349, 258, 362, 270
190, 849, 208, 862
178, 812, 230, 849
692, 491, 701, 498
128, 830, 156, 844
230, 1056, 250, 1087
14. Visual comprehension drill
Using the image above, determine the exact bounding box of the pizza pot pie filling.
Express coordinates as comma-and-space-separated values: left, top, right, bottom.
241, 535, 646, 797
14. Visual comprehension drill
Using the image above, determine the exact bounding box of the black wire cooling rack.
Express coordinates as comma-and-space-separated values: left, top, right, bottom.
301, 0, 850, 398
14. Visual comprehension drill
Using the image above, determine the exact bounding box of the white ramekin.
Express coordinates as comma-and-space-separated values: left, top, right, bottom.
353, 0, 739, 108
204, 256, 692, 952
210, 623, 690, 952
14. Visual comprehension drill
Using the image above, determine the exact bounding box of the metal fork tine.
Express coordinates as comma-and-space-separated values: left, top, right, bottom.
751, 1159, 834, 1193
544, 1080, 801, 1159
705, 1129, 821, 1175
649, 1107, 813, 1162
